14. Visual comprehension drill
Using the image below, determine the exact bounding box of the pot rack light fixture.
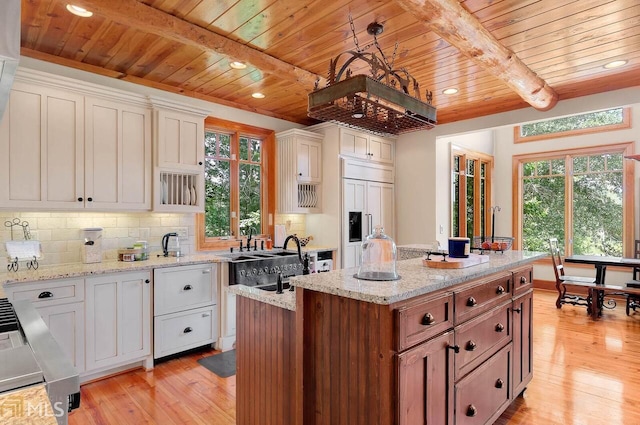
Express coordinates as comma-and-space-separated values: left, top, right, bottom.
307, 17, 436, 136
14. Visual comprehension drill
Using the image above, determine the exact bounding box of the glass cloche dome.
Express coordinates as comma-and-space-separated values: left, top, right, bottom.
354, 225, 400, 281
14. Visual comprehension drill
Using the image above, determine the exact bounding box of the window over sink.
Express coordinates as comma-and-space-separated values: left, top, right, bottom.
196, 118, 275, 251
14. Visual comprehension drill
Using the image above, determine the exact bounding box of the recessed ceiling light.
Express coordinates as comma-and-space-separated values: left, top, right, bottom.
229, 61, 247, 70
252, 92, 265, 99
603, 60, 628, 69
442, 88, 459, 95
66, 4, 93, 17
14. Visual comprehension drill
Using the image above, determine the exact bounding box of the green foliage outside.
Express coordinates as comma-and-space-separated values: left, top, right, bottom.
522, 154, 623, 256
520, 108, 623, 138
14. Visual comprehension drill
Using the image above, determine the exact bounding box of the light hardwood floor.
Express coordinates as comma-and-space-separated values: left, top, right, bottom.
70, 289, 640, 425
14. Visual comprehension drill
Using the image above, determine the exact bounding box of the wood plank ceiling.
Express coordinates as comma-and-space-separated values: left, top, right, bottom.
19, 0, 640, 127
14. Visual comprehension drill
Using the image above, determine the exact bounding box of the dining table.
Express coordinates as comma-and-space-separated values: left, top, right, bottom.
564, 255, 640, 319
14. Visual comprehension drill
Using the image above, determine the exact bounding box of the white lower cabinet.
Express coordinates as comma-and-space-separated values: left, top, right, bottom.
153, 263, 218, 359
85, 271, 151, 371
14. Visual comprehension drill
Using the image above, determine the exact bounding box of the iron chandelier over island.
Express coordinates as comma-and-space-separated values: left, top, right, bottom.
308, 20, 437, 136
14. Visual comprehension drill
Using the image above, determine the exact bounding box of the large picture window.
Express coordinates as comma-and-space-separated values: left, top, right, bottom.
197, 118, 275, 250
513, 143, 634, 256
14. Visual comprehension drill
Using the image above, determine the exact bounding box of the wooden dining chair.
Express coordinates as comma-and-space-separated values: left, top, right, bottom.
626, 239, 640, 315
549, 238, 596, 310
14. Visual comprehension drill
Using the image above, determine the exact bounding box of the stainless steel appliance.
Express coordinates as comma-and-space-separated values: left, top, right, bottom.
310, 250, 334, 273
0, 298, 80, 425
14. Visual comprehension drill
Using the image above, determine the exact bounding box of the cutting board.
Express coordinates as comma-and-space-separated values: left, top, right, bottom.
423, 253, 489, 269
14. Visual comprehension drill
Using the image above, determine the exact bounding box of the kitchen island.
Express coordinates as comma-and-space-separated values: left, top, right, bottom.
230, 250, 545, 425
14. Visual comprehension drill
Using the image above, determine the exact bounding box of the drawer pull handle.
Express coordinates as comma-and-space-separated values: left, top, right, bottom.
448, 345, 460, 354
495, 323, 505, 332
513, 307, 522, 313
183, 285, 193, 291
520, 276, 527, 284
421, 313, 435, 326
466, 297, 477, 307
202, 313, 211, 317
496, 285, 505, 294
183, 327, 193, 334
466, 405, 477, 417
495, 378, 504, 389
202, 269, 211, 274
465, 340, 477, 351
38, 291, 54, 299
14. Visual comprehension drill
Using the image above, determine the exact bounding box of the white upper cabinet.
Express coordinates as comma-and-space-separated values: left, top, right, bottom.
85, 97, 152, 210
0, 71, 153, 211
276, 129, 323, 213
155, 109, 204, 171
0, 81, 84, 209
340, 128, 395, 164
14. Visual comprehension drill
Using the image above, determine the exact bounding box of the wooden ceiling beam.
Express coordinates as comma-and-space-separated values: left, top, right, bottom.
65, 0, 324, 88
393, 0, 559, 111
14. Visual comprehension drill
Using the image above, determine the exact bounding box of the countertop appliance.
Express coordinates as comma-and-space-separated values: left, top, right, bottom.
0, 298, 80, 425
311, 250, 334, 273
161, 232, 180, 257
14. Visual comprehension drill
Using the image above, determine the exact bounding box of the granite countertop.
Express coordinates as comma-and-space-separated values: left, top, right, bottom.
0, 253, 229, 286
227, 285, 297, 311
289, 250, 546, 305
0, 384, 57, 425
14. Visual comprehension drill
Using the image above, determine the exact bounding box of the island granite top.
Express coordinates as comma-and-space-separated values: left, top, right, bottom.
289, 250, 545, 305
227, 285, 297, 311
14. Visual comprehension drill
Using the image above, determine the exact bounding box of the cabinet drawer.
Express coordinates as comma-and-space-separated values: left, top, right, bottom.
454, 272, 511, 324
6, 278, 85, 306
154, 264, 216, 316
396, 292, 453, 351
154, 305, 217, 359
512, 265, 533, 296
454, 303, 511, 380
454, 343, 512, 425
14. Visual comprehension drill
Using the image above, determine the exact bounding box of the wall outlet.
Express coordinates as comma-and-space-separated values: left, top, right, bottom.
175, 227, 189, 240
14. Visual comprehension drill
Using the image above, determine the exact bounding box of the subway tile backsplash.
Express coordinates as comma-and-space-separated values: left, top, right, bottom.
0, 212, 196, 269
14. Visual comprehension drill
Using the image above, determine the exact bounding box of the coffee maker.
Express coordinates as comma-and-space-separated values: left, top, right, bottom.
161, 232, 181, 257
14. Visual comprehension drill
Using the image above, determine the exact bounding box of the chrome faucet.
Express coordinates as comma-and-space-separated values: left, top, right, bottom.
283, 234, 303, 262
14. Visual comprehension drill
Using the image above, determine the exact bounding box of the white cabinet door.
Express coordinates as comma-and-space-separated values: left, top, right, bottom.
340, 128, 368, 160
367, 181, 395, 238
37, 302, 85, 373
85, 98, 151, 210
368, 136, 395, 164
0, 82, 84, 209
296, 139, 322, 183
156, 109, 204, 171
342, 178, 367, 269
85, 271, 151, 371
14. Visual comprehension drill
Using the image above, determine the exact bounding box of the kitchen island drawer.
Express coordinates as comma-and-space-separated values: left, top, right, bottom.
6, 277, 85, 306
396, 292, 453, 351
154, 305, 218, 359
454, 343, 512, 425
154, 264, 217, 316
454, 302, 511, 379
454, 272, 511, 324
512, 265, 533, 296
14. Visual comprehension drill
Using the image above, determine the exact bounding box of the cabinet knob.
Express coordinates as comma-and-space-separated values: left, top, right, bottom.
87, 197, 93, 202
465, 340, 477, 351
496, 285, 505, 294
421, 313, 435, 326
447, 345, 460, 354
183, 284, 193, 291
145, 279, 150, 284
298, 173, 302, 176
183, 327, 193, 333
466, 296, 477, 307
513, 307, 522, 313
520, 276, 527, 284
495, 323, 505, 332
495, 378, 504, 389
466, 405, 478, 417
199, 161, 203, 165
38, 291, 54, 299
77, 197, 83, 202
